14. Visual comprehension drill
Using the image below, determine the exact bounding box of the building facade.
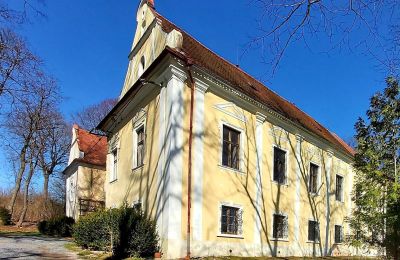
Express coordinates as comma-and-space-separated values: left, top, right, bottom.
64, 124, 107, 220
98, 1, 371, 258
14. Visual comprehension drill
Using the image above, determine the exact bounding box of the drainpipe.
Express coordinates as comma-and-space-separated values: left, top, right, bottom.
186, 61, 195, 260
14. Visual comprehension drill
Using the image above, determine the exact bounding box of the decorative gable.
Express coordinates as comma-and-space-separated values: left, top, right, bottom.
213, 102, 247, 123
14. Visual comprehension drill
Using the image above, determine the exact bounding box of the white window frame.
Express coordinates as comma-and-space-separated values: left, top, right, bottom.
271, 212, 289, 241
132, 120, 146, 170
308, 161, 321, 195
217, 202, 244, 238
307, 218, 320, 243
219, 121, 244, 173
335, 173, 345, 202
110, 148, 118, 183
271, 145, 290, 186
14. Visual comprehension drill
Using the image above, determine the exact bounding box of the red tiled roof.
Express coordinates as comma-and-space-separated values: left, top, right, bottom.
73, 124, 107, 166
331, 132, 355, 156
150, 8, 353, 157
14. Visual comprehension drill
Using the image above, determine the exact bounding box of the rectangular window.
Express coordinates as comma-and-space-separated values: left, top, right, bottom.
220, 205, 241, 235
111, 149, 118, 182
308, 163, 319, 194
136, 126, 145, 167
222, 126, 240, 170
336, 175, 344, 201
273, 147, 287, 184
308, 220, 319, 242
273, 214, 288, 239
335, 225, 343, 243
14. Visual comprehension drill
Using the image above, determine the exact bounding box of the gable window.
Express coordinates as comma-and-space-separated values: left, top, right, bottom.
222, 125, 240, 170
135, 125, 145, 168
273, 147, 287, 184
138, 56, 145, 77
272, 214, 288, 239
335, 175, 344, 202
308, 220, 320, 242
334, 225, 343, 243
308, 163, 319, 194
110, 149, 118, 182
220, 205, 242, 235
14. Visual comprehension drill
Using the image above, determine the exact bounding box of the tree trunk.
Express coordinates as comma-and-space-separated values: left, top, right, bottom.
16, 159, 35, 227
43, 171, 49, 201
8, 144, 28, 215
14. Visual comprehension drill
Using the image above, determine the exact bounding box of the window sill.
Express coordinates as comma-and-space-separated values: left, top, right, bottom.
272, 180, 289, 187
306, 240, 320, 244
309, 192, 319, 197
132, 164, 145, 172
217, 233, 244, 239
334, 242, 343, 245
218, 164, 244, 174
270, 238, 289, 242
335, 199, 344, 204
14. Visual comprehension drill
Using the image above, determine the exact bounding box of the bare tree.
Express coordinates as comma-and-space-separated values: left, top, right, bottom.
0, 29, 41, 100
16, 140, 39, 227
0, 0, 45, 26
248, 0, 400, 74
72, 98, 117, 132
5, 74, 59, 216
38, 111, 70, 201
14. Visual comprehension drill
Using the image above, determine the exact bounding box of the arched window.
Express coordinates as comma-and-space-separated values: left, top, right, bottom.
138, 56, 145, 77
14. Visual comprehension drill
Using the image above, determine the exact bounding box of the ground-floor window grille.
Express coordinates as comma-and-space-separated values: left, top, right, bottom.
220, 205, 242, 235
335, 225, 343, 243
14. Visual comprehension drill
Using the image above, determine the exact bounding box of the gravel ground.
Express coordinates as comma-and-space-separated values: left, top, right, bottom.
0, 234, 78, 259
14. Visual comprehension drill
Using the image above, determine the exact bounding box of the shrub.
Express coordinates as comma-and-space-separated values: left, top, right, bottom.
73, 208, 120, 251
0, 207, 11, 225
114, 207, 159, 257
37, 216, 75, 237
73, 206, 159, 257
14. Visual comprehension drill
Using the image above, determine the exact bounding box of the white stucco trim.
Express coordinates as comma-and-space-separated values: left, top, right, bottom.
324, 150, 333, 255
308, 161, 322, 196
157, 84, 166, 239
294, 134, 303, 252
271, 211, 289, 241
334, 172, 345, 203
192, 78, 209, 242
254, 113, 266, 244
164, 64, 186, 242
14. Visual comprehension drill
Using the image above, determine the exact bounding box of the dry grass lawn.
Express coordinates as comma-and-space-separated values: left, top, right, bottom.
0, 223, 40, 235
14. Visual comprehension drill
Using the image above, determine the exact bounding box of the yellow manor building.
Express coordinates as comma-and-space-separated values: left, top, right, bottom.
97, 1, 372, 258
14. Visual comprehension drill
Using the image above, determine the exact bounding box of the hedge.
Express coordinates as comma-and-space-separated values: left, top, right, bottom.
0, 207, 11, 225
73, 206, 159, 257
37, 216, 75, 237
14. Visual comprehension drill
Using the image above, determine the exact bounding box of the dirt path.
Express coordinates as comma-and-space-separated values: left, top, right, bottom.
0, 234, 78, 259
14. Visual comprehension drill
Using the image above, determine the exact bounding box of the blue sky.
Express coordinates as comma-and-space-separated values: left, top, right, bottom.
0, 1, 389, 189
